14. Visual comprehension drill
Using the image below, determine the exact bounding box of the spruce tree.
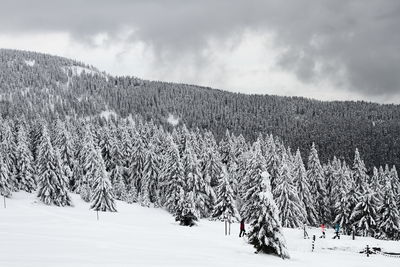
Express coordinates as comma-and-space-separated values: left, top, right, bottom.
274, 152, 306, 228
0, 153, 12, 198
182, 141, 212, 218
0, 121, 17, 191
246, 171, 289, 258
334, 161, 359, 234
212, 167, 240, 221
90, 149, 117, 212
350, 189, 379, 237
307, 143, 328, 224
140, 144, 159, 207
370, 166, 381, 193
79, 127, 99, 202
241, 141, 267, 220
53, 119, 75, 190
15, 125, 36, 192
292, 149, 318, 226
128, 134, 146, 201
110, 166, 127, 201
352, 148, 368, 194
265, 135, 280, 190
162, 136, 185, 213
175, 189, 199, 226
377, 176, 400, 239
37, 127, 71, 206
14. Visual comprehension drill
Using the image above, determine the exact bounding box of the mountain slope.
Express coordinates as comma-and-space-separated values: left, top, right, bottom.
1, 48, 400, 168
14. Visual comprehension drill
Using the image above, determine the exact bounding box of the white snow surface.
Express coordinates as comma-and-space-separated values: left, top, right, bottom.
1, 192, 399, 267
100, 110, 118, 120
24, 59, 35, 66
63, 65, 100, 77
167, 114, 180, 126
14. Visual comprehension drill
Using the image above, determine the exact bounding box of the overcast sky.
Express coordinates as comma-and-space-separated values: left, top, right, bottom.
1, 0, 399, 103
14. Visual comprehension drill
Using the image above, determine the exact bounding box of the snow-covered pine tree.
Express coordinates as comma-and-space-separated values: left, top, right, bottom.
307, 143, 328, 224
274, 152, 306, 228
390, 165, 400, 197
53, 119, 75, 190
350, 188, 379, 237
0, 120, 17, 191
219, 129, 232, 166
90, 148, 117, 212
370, 166, 381, 193
175, 189, 199, 226
334, 161, 359, 234
162, 135, 185, 213
127, 133, 146, 201
377, 175, 400, 240
182, 141, 211, 217
212, 166, 240, 221
240, 140, 267, 220
292, 149, 318, 226
246, 170, 289, 258
0, 153, 12, 198
78, 127, 99, 202
323, 160, 335, 222
110, 166, 127, 201
98, 125, 116, 172
201, 131, 223, 188
139, 143, 159, 207
327, 157, 341, 222
352, 148, 368, 194
15, 124, 36, 192
265, 135, 280, 190
119, 124, 134, 168
37, 127, 71, 206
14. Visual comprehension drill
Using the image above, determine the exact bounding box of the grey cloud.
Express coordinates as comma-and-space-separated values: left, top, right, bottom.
1, 0, 400, 97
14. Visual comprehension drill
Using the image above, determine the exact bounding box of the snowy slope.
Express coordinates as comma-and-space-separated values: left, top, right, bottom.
1, 192, 399, 267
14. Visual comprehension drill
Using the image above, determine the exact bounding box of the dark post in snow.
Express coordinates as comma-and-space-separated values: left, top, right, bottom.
352, 226, 355, 240
312, 235, 316, 252
224, 220, 227, 235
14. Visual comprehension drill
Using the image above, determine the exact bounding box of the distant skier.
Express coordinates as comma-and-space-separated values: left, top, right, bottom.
333, 223, 340, 239
239, 219, 246, 237
319, 224, 326, 238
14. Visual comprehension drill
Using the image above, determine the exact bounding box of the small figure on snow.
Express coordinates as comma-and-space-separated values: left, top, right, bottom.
239, 218, 246, 237
303, 224, 309, 239
319, 224, 326, 238
333, 223, 340, 239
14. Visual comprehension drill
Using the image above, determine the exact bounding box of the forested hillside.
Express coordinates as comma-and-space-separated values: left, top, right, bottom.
1, 48, 400, 168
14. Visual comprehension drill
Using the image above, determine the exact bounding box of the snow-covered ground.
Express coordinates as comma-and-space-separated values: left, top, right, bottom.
1, 192, 399, 267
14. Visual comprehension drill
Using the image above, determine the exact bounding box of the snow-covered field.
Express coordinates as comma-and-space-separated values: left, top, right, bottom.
1, 192, 399, 267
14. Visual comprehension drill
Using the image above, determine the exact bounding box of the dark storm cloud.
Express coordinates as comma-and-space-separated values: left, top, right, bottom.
1, 0, 400, 96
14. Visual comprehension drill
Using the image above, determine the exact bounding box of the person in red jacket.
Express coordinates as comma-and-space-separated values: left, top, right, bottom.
320, 224, 326, 238
239, 219, 246, 237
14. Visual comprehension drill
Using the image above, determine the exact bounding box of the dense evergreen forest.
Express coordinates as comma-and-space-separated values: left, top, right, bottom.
1, 49, 400, 253
1, 48, 400, 169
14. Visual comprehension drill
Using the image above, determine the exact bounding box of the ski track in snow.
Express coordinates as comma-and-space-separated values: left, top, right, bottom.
1, 192, 399, 267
